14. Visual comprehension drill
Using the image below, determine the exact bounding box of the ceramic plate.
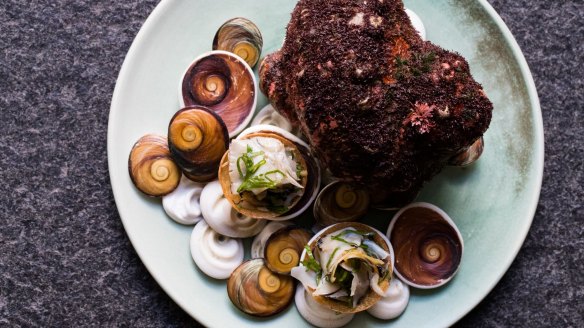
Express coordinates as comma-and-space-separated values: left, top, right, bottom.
108, 0, 543, 327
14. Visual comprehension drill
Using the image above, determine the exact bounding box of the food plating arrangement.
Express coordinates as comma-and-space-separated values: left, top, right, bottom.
127, 0, 492, 326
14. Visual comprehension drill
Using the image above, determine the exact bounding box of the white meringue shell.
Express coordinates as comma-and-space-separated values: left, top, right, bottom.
162, 175, 204, 225
295, 284, 354, 328
200, 180, 266, 238
189, 220, 244, 279
251, 104, 293, 132
366, 276, 410, 320
405, 8, 426, 41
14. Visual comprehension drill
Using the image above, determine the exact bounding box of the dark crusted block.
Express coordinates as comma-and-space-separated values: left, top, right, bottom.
260, 0, 493, 208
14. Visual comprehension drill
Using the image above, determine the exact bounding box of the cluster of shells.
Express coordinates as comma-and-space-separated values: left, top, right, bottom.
127, 15, 480, 328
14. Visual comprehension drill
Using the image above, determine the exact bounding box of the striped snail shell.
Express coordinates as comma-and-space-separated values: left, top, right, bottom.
168, 106, 229, 183
180, 51, 256, 137
387, 202, 463, 289
313, 181, 370, 227
128, 134, 181, 197
213, 17, 263, 68
227, 259, 294, 317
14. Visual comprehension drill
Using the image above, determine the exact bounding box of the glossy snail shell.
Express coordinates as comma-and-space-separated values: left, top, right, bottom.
168, 106, 229, 183
449, 137, 484, 166
264, 227, 312, 275
218, 131, 309, 219
251, 221, 293, 258
313, 181, 370, 227
128, 134, 181, 197
213, 17, 263, 68
190, 220, 244, 280
227, 258, 294, 317
301, 222, 393, 313
387, 202, 464, 289
236, 125, 321, 221
180, 51, 256, 137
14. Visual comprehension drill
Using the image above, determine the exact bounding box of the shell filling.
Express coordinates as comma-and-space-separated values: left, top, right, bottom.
228, 137, 305, 214
292, 228, 391, 308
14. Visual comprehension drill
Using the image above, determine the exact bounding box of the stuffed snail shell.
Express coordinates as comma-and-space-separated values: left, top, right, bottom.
291, 222, 394, 313
218, 129, 309, 219
236, 125, 321, 221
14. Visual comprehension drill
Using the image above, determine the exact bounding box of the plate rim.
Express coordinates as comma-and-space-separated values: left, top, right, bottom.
107, 0, 544, 326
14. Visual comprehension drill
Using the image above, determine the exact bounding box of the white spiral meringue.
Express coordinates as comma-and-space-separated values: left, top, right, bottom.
366, 276, 410, 320
200, 180, 266, 238
250, 221, 293, 258
162, 175, 204, 225
251, 104, 293, 132
295, 284, 354, 328
405, 8, 426, 41
190, 220, 244, 279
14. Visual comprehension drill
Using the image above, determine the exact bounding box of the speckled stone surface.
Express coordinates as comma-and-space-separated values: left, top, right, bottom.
0, 0, 581, 327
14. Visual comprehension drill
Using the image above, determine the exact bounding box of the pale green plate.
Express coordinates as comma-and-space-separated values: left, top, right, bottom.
108, 0, 543, 327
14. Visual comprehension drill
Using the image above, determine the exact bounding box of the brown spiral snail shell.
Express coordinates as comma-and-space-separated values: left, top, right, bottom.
128, 134, 181, 197
387, 202, 464, 289
227, 258, 294, 317
313, 181, 370, 227
449, 137, 484, 166
180, 51, 256, 137
264, 227, 313, 275
168, 106, 229, 183
213, 17, 263, 68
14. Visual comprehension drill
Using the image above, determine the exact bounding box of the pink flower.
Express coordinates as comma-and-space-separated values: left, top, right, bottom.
403, 102, 435, 134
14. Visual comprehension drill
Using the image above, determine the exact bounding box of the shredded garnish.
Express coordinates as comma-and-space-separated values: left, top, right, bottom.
330, 234, 368, 250
326, 247, 340, 270
333, 229, 375, 239
266, 204, 289, 214
236, 145, 288, 192
302, 245, 322, 276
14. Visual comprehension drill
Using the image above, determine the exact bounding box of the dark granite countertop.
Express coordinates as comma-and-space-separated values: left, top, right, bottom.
0, 0, 582, 327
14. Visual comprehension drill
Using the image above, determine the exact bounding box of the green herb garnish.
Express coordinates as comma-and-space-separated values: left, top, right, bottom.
332, 229, 374, 239
236, 146, 289, 193
296, 162, 302, 178
326, 247, 340, 270
266, 204, 289, 214
302, 245, 322, 275
333, 267, 352, 284
237, 170, 286, 192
